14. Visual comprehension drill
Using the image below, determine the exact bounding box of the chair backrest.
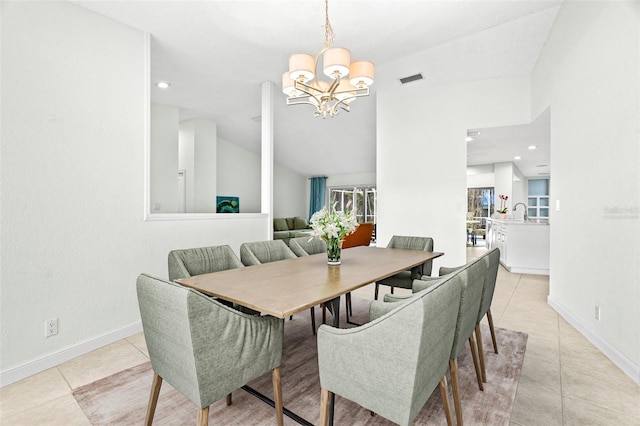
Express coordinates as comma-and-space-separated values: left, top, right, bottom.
318, 273, 462, 425
168, 245, 243, 281
137, 274, 283, 409
289, 237, 326, 256
448, 257, 486, 358
342, 223, 374, 249
387, 235, 435, 276
477, 248, 500, 322
240, 240, 297, 266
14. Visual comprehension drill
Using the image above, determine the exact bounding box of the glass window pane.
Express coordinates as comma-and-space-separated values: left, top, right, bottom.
539, 208, 549, 217
528, 208, 537, 217
539, 197, 549, 207
529, 179, 549, 196
528, 197, 537, 206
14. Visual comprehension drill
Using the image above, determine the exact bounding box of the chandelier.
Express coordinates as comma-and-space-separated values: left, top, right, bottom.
282, 0, 374, 119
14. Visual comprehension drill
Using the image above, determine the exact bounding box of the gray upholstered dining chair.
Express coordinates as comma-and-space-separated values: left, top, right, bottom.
136, 274, 284, 426
168, 245, 243, 281
438, 248, 501, 383
288, 236, 326, 257
240, 240, 297, 266
412, 256, 487, 426
317, 274, 462, 426
240, 240, 318, 334
167, 245, 251, 312
374, 235, 434, 300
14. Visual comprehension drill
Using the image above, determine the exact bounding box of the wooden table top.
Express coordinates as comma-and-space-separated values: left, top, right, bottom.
176, 246, 444, 319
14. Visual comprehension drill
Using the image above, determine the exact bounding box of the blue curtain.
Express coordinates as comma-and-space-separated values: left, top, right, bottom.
309, 177, 327, 221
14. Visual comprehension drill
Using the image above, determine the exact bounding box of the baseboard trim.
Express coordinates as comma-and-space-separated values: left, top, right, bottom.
0, 321, 143, 388
548, 296, 639, 385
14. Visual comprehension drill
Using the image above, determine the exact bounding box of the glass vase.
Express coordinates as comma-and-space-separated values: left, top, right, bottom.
326, 238, 342, 265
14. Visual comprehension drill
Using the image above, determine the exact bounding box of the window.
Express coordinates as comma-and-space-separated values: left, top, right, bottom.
329, 186, 377, 240
468, 187, 495, 218
528, 179, 550, 218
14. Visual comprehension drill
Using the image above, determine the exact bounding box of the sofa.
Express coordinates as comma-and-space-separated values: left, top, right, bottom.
273, 217, 314, 245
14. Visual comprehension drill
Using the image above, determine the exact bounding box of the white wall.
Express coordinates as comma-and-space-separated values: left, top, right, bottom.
0, 1, 268, 385
532, 1, 639, 380
326, 172, 376, 188
180, 119, 217, 213
273, 164, 307, 219
150, 103, 179, 213
217, 138, 261, 213
377, 77, 531, 270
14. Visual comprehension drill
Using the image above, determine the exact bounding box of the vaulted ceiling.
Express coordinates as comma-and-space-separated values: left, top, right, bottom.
75, 0, 560, 177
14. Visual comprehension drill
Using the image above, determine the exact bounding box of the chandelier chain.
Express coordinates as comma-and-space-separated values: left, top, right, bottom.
323, 0, 335, 48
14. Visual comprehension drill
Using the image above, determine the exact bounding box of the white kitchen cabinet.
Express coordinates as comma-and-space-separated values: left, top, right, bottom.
487, 219, 549, 275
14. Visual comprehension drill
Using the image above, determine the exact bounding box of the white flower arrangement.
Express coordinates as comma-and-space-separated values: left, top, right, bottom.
309, 205, 358, 242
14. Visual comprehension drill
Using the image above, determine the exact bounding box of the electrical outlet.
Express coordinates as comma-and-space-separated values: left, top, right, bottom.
45, 318, 58, 337
594, 306, 601, 322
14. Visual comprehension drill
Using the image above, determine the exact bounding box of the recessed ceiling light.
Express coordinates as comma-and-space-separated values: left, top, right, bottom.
156, 81, 171, 89
466, 136, 474, 142
528, 145, 537, 150
514, 156, 522, 160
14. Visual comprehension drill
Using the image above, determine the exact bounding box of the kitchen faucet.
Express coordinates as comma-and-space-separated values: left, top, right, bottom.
513, 203, 528, 221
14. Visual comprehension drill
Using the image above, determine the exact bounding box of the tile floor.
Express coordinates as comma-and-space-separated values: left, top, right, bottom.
1, 246, 638, 425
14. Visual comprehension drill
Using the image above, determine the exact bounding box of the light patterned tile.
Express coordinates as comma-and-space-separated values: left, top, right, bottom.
558, 317, 594, 349
0, 368, 70, 419
58, 340, 149, 389
563, 395, 640, 425
560, 345, 640, 417
0, 394, 90, 426
126, 332, 149, 357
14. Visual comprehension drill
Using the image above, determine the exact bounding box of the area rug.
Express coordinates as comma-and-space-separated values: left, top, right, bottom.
73, 296, 527, 425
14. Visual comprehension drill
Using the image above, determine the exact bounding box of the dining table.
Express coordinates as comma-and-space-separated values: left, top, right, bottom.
176, 245, 444, 425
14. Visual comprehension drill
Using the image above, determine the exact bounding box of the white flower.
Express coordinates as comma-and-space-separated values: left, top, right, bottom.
309, 204, 358, 242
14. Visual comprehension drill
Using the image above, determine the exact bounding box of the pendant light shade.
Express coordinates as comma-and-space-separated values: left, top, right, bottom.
323, 47, 351, 78
349, 61, 375, 87
282, 72, 295, 96
288, 53, 315, 82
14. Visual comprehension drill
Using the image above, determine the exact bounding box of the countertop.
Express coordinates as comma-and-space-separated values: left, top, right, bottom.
487, 218, 549, 225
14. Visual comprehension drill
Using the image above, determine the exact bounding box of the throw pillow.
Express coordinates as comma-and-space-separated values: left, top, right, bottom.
274, 218, 289, 231
293, 217, 309, 230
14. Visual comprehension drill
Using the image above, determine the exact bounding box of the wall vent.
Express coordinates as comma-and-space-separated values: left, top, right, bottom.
399, 73, 423, 84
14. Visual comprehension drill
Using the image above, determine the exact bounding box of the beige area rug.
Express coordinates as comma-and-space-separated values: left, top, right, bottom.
73, 296, 527, 425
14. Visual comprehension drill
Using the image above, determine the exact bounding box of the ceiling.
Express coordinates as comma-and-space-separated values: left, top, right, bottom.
74, 0, 560, 178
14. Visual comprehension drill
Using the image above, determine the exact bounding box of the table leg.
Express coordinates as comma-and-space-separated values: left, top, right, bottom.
329, 297, 340, 328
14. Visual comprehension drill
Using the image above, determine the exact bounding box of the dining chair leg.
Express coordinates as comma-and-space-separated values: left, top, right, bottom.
310, 306, 317, 335
196, 406, 209, 426
226, 393, 232, 406
272, 367, 284, 426
145, 373, 163, 426
319, 388, 332, 426
468, 335, 483, 391
439, 375, 453, 426
449, 358, 463, 426
487, 308, 498, 354
475, 323, 487, 383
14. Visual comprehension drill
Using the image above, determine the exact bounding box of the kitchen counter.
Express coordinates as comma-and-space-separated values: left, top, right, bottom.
487, 219, 549, 275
